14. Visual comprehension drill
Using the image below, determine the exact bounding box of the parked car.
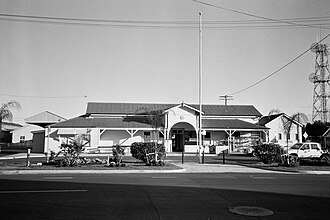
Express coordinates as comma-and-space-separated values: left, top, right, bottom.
282, 143, 303, 153
287, 142, 329, 162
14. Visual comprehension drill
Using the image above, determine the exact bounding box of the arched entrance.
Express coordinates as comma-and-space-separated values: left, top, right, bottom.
170, 122, 197, 152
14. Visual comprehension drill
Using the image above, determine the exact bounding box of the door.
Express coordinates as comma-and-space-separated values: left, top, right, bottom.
172, 129, 184, 152
298, 143, 310, 158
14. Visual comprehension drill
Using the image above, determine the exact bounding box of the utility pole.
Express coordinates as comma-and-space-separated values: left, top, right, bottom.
219, 95, 233, 105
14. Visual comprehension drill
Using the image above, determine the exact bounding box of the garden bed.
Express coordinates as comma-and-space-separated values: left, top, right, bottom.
0, 157, 181, 171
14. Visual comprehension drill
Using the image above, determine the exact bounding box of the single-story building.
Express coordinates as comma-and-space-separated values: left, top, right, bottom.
46, 102, 269, 154
257, 113, 304, 147
1, 121, 22, 145
11, 111, 66, 153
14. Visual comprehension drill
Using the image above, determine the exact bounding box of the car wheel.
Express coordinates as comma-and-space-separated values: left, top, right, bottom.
321, 154, 329, 164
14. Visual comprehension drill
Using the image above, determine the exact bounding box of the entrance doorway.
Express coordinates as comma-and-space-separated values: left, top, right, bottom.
171, 129, 184, 152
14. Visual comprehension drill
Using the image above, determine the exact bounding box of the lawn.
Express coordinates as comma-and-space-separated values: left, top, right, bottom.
0, 156, 181, 170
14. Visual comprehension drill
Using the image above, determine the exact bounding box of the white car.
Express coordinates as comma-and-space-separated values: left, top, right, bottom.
288, 142, 329, 162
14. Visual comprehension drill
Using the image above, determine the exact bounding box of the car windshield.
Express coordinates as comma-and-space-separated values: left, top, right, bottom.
291, 143, 302, 149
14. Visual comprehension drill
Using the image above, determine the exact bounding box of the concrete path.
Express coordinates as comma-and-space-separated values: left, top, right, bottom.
1, 153, 329, 175
0, 153, 45, 160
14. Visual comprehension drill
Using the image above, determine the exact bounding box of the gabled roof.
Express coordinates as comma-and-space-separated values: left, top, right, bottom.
52, 116, 267, 131
51, 116, 152, 129
203, 119, 268, 130
25, 111, 66, 127
258, 113, 305, 127
257, 113, 283, 126
87, 102, 176, 115
0, 121, 23, 131
86, 102, 262, 117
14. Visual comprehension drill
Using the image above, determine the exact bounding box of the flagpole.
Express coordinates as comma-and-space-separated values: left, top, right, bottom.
198, 12, 203, 164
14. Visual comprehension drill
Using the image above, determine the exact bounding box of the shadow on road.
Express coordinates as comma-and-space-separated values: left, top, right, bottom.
0, 177, 329, 219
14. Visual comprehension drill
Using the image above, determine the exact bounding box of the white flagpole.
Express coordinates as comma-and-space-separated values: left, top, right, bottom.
198, 12, 203, 164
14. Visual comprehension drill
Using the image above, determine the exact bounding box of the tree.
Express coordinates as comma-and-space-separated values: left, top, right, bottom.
124, 107, 165, 164
268, 109, 308, 147
268, 109, 308, 165
0, 100, 21, 132
305, 121, 330, 149
124, 107, 164, 144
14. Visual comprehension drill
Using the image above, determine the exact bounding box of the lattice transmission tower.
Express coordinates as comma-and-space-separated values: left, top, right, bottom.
309, 42, 330, 123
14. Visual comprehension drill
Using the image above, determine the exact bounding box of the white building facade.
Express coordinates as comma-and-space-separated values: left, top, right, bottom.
46, 102, 269, 154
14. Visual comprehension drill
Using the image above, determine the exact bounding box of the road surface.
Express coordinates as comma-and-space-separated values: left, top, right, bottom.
0, 172, 329, 219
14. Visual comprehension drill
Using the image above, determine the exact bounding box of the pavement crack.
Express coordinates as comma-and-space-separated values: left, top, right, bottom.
146, 191, 161, 220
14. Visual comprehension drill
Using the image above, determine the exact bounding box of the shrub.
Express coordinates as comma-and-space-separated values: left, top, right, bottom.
131, 142, 166, 166
112, 145, 126, 166
253, 143, 281, 164
57, 134, 87, 166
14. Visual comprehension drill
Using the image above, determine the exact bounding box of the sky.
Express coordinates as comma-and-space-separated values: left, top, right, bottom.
1, 0, 330, 125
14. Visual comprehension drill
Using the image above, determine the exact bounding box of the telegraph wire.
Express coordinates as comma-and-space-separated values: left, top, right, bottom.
192, 0, 330, 30
0, 12, 329, 30
228, 33, 330, 96
0, 93, 87, 99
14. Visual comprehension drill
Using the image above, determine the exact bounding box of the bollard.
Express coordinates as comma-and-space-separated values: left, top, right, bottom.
26, 148, 31, 167
222, 150, 226, 164
181, 150, 184, 164
202, 150, 205, 164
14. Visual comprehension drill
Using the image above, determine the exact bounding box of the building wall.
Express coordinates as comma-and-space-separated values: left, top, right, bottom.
167, 106, 197, 131
12, 125, 42, 143
99, 130, 144, 146
267, 116, 302, 146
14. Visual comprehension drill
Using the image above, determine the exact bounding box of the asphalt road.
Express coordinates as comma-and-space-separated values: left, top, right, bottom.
0, 173, 329, 219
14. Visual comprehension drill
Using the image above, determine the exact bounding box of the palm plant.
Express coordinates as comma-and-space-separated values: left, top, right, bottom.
124, 107, 165, 163
268, 109, 308, 147
269, 109, 308, 165
0, 100, 21, 132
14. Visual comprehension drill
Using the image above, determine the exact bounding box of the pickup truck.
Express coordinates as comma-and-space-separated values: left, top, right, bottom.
287, 142, 329, 162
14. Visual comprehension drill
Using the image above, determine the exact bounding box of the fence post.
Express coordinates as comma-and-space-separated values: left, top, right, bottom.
222, 150, 226, 164
26, 148, 31, 167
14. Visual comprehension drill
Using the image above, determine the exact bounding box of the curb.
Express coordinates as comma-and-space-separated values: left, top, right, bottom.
300, 171, 330, 175
236, 163, 330, 175
0, 168, 187, 175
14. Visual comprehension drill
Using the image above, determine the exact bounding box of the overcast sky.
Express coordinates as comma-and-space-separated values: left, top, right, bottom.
1, 0, 330, 124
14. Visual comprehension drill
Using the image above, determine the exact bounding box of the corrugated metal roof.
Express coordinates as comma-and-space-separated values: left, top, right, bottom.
203, 119, 268, 130
86, 102, 176, 115
257, 113, 283, 126
51, 116, 152, 129
86, 102, 262, 117
52, 116, 267, 130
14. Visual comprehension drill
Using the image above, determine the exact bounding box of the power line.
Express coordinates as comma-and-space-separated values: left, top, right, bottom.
0, 93, 87, 99
192, 0, 330, 30
229, 33, 330, 96
0, 12, 329, 30
219, 95, 233, 105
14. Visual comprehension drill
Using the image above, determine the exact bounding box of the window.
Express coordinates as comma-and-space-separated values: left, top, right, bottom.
311, 144, 319, 150
19, 136, 25, 143
301, 144, 309, 150
278, 133, 282, 140
143, 132, 150, 142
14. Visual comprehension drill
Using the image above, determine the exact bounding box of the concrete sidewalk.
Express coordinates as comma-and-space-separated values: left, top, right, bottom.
0, 153, 45, 160
1, 153, 329, 175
